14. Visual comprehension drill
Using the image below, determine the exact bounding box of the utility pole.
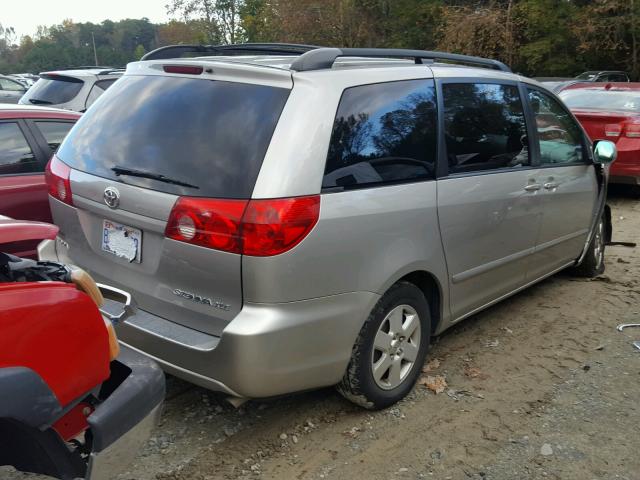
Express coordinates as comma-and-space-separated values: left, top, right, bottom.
91, 32, 98, 66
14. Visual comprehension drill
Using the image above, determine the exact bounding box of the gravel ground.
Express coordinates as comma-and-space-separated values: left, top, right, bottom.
3, 186, 639, 480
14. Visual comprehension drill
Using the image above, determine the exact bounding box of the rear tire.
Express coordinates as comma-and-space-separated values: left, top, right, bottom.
337, 281, 431, 410
570, 215, 606, 277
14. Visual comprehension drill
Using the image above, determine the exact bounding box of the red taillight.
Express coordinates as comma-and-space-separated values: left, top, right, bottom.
242, 196, 320, 256
165, 195, 320, 257
163, 65, 204, 75
165, 198, 247, 254
604, 124, 622, 137
45, 156, 73, 205
624, 124, 640, 138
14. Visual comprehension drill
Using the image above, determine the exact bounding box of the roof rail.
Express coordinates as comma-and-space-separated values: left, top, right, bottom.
142, 43, 321, 61
289, 48, 511, 73
58, 66, 117, 70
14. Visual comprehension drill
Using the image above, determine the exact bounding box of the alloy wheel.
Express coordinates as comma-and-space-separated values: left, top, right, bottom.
371, 304, 421, 390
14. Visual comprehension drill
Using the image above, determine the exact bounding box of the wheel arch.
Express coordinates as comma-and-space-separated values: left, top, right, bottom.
383, 269, 446, 336
0, 367, 63, 428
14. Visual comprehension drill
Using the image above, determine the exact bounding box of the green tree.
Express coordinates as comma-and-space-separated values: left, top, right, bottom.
134, 44, 146, 59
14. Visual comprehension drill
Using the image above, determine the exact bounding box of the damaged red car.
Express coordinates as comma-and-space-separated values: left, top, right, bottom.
0, 216, 165, 480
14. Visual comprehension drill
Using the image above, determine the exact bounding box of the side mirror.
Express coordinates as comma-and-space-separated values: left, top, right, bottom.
593, 140, 617, 165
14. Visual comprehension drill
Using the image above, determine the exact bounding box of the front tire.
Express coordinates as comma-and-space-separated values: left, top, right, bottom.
571, 215, 606, 277
337, 281, 431, 410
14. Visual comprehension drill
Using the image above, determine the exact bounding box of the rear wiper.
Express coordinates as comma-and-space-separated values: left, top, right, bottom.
111, 166, 199, 189
28, 99, 53, 105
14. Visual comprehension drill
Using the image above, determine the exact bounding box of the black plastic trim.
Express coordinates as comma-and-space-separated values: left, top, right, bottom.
87, 345, 165, 452
0, 367, 62, 428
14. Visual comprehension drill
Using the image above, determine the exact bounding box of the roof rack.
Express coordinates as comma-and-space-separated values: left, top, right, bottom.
142, 43, 320, 61
141, 43, 511, 73
289, 48, 511, 73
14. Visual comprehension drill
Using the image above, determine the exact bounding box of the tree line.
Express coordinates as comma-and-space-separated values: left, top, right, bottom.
1, 0, 638, 79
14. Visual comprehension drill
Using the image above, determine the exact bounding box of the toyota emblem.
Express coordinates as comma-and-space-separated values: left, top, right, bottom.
103, 186, 120, 209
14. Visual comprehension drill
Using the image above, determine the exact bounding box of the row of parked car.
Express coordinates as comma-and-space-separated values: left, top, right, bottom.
0, 44, 634, 479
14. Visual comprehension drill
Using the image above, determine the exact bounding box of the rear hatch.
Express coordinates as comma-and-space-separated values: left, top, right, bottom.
50, 68, 291, 336
19, 73, 84, 107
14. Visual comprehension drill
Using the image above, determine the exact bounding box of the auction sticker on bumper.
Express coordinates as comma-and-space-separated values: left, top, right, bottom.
102, 220, 142, 263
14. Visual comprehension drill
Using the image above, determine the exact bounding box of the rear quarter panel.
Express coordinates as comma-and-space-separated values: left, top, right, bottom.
242, 182, 450, 322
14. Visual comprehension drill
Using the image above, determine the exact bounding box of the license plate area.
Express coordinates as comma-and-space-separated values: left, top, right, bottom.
101, 220, 142, 263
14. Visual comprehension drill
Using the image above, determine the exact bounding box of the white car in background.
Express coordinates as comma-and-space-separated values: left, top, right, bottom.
19, 67, 123, 112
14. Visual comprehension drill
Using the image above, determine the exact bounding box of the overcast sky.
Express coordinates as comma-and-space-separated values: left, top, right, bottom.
4, 0, 171, 38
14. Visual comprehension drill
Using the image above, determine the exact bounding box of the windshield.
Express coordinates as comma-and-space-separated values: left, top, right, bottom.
57, 75, 290, 198
559, 89, 640, 111
575, 72, 598, 80
20, 74, 84, 105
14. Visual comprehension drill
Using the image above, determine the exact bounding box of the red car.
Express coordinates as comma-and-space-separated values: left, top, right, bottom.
0, 105, 80, 257
559, 82, 640, 188
0, 216, 164, 480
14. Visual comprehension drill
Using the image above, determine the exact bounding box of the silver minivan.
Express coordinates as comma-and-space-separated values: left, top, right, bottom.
41, 45, 616, 409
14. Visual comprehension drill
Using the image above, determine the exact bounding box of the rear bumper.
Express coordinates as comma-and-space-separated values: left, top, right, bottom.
610, 150, 640, 184
609, 174, 640, 185
85, 346, 164, 480
116, 292, 379, 399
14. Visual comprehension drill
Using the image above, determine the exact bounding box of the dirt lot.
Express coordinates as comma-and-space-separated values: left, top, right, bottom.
4, 187, 639, 480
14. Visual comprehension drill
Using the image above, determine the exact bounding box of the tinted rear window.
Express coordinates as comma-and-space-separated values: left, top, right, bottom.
323, 79, 437, 190
21, 75, 84, 105
57, 75, 290, 198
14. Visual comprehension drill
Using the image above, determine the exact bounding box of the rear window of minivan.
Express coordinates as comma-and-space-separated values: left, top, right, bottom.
56, 75, 290, 198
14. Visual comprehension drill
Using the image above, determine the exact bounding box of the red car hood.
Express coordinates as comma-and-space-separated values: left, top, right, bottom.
0, 215, 59, 246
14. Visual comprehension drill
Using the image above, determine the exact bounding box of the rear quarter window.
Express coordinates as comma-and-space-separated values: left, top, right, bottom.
57, 75, 290, 198
323, 79, 438, 190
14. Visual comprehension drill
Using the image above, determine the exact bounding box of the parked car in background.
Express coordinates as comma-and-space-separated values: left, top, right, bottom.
8, 74, 36, 89
536, 71, 631, 94
575, 70, 630, 82
0, 75, 28, 104
42, 44, 616, 410
0, 216, 164, 480
0, 104, 79, 257
19, 67, 123, 112
560, 82, 640, 189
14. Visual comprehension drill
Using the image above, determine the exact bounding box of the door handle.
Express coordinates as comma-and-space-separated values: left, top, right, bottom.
524, 184, 541, 192
543, 182, 559, 190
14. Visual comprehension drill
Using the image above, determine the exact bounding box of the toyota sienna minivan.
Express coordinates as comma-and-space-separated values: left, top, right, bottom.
41, 44, 616, 409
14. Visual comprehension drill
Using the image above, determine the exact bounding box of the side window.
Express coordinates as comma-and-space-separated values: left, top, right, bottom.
527, 89, 584, 165
35, 121, 75, 152
0, 123, 39, 175
442, 83, 529, 174
0, 78, 24, 91
85, 79, 117, 109
323, 79, 437, 190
